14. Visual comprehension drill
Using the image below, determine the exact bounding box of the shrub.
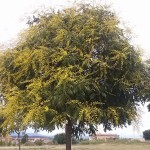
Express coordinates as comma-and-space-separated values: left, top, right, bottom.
53, 133, 66, 144
34, 139, 44, 146
46, 141, 55, 145
7, 141, 12, 146
53, 133, 78, 145
72, 138, 79, 144
24, 141, 35, 146
143, 130, 150, 140
0, 140, 5, 146
12, 143, 16, 146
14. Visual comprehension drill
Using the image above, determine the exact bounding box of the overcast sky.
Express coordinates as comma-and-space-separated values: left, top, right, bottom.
0, 0, 150, 57
0, 0, 149, 138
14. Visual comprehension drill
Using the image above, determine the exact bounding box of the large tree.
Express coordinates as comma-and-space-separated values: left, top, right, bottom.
0, 4, 149, 150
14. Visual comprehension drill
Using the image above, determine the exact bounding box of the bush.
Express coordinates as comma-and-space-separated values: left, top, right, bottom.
0, 140, 5, 146
46, 141, 55, 145
53, 133, 78, 145
143, 130, 150, 140
12, 143, 16, 146
53, 133, 66, 144
24, 141, 35, 146
34, 139, 44, 146
72, 138, 79, 144
7, 141, 12, 146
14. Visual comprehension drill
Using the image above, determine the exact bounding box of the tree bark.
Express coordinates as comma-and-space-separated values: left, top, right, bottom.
65, 116, 72, 150
18, 132, 21, 150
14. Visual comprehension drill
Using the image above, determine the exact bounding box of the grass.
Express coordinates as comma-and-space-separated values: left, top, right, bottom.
73, 143, 150, 150
0, 143, 150, 150
0, 139, 149, 150
79, 139, 144, 145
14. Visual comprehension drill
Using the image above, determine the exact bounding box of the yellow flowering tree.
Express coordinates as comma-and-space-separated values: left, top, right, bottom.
0, 4, 149, 150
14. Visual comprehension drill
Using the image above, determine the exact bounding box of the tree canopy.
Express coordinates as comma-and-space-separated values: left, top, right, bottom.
0, 3, 149, 150
143, 129, 150, 140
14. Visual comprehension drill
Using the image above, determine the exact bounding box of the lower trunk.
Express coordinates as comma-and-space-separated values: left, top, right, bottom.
18, 133, 21, 150
65, 117, 72, 150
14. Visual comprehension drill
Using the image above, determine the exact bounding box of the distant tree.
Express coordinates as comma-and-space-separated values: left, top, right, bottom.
21, 134, 28, 144
143, 130, 150, 140
1, 110, 27, 150
53, 133, 78, 144
53, 133, 66, 144
0, 3, 149, 150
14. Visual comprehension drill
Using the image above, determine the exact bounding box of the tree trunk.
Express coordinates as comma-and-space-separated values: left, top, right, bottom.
18, 132, 21, 150
65, 116, 72, 150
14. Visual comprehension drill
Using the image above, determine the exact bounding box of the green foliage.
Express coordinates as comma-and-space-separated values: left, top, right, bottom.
143, 59, 150, 111
143, 129, 150, 140
72, 138, 79, 144
53, 133, 78, 144
53, 133, 66, 144
0, 140, 12, 146
0, 3, 149, 138
0, 140, 5, 146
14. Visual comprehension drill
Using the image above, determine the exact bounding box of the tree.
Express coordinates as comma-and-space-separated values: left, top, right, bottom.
21, 134, 28, 144
143, 130, 150, 140
0, 3, 149, 150
53, 133, 66, 144
53, 133, 78, 144
0, 94, 27, 150
0, 116, 4, 137
144, 59, 150, 112
1, 111, 27, 150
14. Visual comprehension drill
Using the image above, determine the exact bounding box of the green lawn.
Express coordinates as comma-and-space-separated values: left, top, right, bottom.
0, 143, 150, 150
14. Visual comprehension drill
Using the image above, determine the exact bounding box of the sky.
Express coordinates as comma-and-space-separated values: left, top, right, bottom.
0, 0, 150, 138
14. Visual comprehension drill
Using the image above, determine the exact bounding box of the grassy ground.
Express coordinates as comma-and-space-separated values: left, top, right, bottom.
0, 143, 150, 150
